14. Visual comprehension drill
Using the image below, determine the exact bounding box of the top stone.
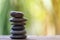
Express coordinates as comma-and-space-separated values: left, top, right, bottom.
10, 11, 24, 18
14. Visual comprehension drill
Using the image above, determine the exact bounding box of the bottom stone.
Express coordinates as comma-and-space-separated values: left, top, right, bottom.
10, 35, 26, 39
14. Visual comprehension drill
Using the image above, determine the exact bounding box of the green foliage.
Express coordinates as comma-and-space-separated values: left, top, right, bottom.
0, 0, 11, 35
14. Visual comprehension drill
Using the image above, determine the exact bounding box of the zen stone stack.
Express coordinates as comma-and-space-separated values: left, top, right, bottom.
10, 11, 27, 39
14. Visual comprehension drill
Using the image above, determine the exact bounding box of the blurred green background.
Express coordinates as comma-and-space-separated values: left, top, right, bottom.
0, 0, 60, 35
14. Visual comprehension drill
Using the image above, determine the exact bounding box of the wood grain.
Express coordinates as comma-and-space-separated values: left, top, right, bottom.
0, 35, 60, 40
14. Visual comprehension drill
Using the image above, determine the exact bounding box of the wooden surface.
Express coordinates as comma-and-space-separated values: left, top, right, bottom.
0, 35, 60, 40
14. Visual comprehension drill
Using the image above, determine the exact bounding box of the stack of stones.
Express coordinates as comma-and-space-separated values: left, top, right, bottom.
10, 11, 27, 39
